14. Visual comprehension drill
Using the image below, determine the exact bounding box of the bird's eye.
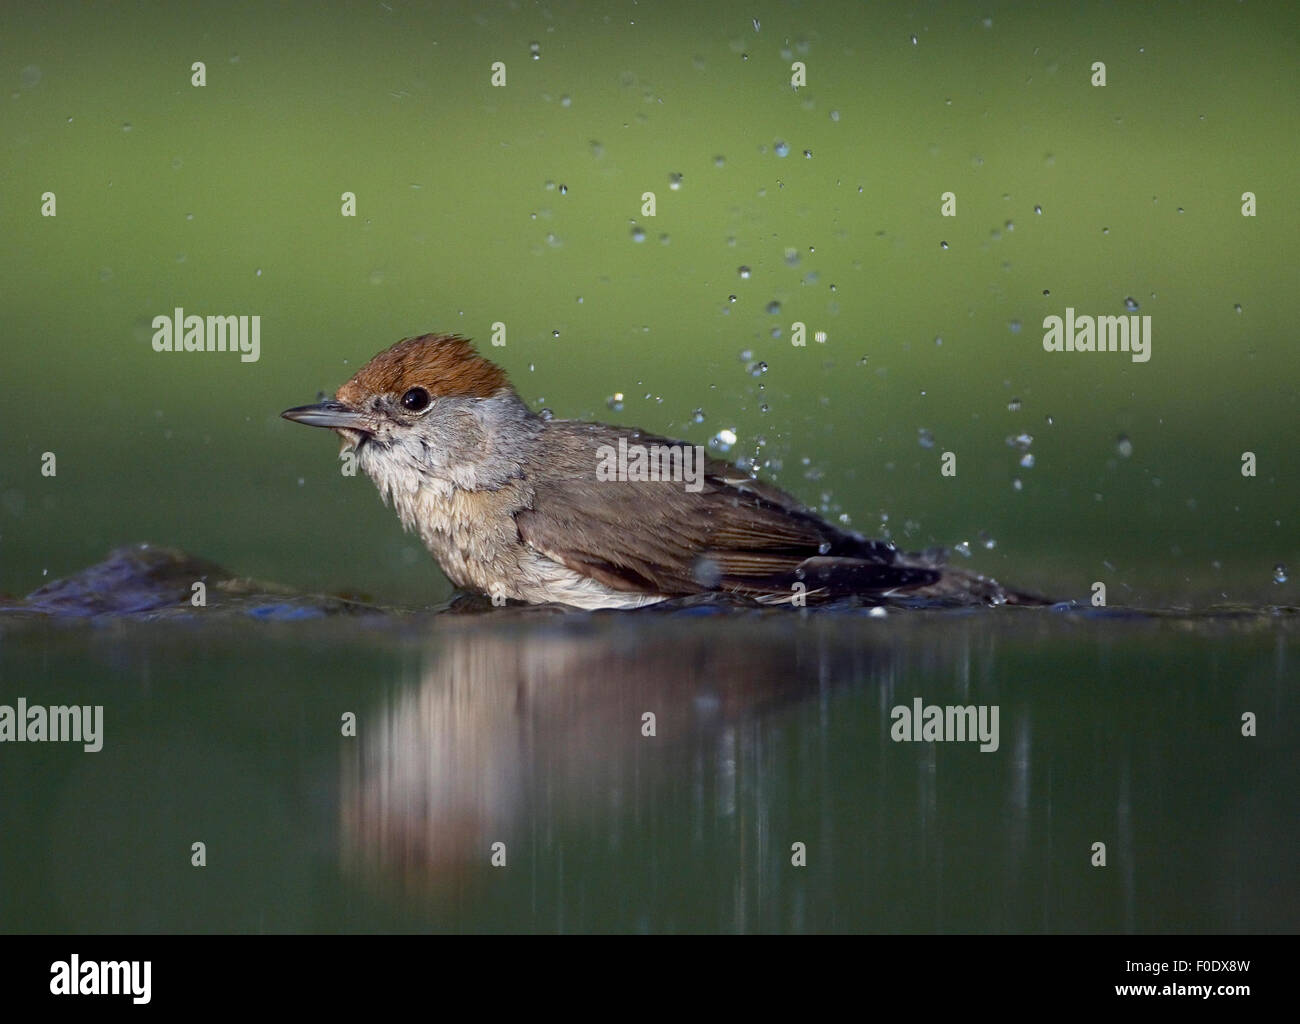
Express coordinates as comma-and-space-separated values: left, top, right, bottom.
401, 387, 432, 412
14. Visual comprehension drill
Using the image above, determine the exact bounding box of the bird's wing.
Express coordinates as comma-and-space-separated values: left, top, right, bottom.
513, 422, 936, 599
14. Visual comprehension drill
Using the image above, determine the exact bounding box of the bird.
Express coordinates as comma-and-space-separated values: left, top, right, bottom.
282, 333, 1038, 609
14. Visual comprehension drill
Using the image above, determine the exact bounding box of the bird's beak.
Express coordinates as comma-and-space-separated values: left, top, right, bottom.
281, 399, 372, 432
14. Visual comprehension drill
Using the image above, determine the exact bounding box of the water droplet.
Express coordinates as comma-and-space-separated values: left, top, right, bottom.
738, 349, 753, 362
693, 557, 723, 588
552, 329, 560, 338
954, 541, 972, 558
668, 172, 683, 191
979, 531, 997, 550
749, 361, 768, 376
539, 408, 553, 420
765, 300, 781, 315
1123, 296, 1139, 311
1007, 397, 1022, 412
829, 110, 840, 122
713, 155, 726, 167
560, 94, 571, 108
1042, 288, 1051, 296
1274, 563, 1289, 584
710, 428, 738, 452
774, 140, 790, 158
1116, 434, 1133, 458
909, 34, 918, 45
727, 294, 737, 303
1007, 432, 1034, 451
1233, 303, 1242, 313
940, 240, 949, 250
529, 41, 541, 60
559, 183, 568, 195
630, 225, 646, 242
1020, 452, 1035, 468
803, 149, 812, 159
1033, 204, 1042, 215
917, 428, 935, 449
1012, 478, 1023, 491
692, 409, 706, 423
121, 122, 133, 132
606, 393, 625, 411
738, 265, 752, 279
1009, 319, 1022, 334
98, 267, 114, 282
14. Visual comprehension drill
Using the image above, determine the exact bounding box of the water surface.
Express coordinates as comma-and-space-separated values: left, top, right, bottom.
2, 554, 1293, 933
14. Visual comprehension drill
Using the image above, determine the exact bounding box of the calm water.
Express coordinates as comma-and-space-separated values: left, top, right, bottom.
2, 599, 1294, 933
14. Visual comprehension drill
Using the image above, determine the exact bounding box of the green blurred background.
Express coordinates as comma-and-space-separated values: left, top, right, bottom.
2, 0, 1296, 607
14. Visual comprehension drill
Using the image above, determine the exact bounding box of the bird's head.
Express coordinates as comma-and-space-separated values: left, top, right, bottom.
282, 333, 536, 491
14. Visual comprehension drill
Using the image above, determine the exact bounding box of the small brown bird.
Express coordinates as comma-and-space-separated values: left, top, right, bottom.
283, 333, 1034, 609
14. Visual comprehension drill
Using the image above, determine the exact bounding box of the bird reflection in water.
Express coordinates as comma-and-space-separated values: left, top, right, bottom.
338, 613, 904, 907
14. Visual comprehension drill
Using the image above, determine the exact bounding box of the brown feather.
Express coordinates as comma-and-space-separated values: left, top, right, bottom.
515, 421, 929, 601
337, 334, 511, 405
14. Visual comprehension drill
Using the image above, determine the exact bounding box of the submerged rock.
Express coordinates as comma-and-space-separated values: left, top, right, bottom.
1, 544, 383, 621
4, 545, 1290, 624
